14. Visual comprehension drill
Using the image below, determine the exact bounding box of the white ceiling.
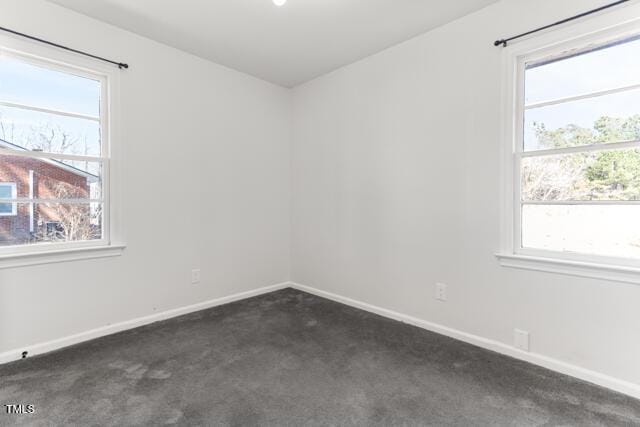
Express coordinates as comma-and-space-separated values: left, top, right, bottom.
48, 0, 498, 87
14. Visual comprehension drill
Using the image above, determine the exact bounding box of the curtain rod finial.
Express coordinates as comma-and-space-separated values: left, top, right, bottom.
118, 63, 129, 69
494, 39, 507, 47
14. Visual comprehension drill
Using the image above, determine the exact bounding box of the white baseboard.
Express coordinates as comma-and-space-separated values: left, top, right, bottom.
289, 282, 640, 400
3, 280, 639, 400
0, 281, 290, 365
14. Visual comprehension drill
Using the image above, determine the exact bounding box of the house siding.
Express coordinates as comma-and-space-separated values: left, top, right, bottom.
0, 155, 90, 245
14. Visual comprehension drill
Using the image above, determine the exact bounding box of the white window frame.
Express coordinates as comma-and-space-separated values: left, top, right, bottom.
0, 33, 125, 268
496, 4, 640, 284
0, 182, 17, 216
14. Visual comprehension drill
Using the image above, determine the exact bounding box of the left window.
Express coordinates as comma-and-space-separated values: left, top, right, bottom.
0, 50, 109, 251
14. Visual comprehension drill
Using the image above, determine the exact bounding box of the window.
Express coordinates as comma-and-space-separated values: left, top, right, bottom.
0, 182, 17, 216
0, 38, 122, 265
519, 34, 640, 261
499, 16, 640, 281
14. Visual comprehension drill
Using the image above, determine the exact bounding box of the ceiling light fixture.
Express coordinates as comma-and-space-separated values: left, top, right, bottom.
273, 0, 287, 6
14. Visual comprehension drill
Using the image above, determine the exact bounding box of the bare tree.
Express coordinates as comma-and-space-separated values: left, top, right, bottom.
35, 182, 101, 242
0, 113, 15, 142
27, 123, 77, 153
0, 115, 83, 154
522, 153, 592, 201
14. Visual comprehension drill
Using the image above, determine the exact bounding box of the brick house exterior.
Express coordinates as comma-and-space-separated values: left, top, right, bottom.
0, 139, 98, 245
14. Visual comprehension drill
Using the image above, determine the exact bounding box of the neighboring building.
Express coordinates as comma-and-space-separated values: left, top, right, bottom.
0, 139, 99, 245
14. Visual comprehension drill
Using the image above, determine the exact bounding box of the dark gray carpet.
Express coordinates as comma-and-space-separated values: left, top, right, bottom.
1, 288, 639, 426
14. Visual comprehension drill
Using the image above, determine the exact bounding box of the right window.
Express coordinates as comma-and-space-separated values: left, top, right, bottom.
517, 34, 640, 262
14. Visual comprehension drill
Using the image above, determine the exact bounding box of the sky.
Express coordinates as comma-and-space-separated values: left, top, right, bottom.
1, 34, 639, 252
0, 54, 102, 157
524, 35, 640, 151
2, 36, 640, 155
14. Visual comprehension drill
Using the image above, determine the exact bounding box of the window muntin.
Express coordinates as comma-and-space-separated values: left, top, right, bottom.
517, 34, 640, 262
0, 182, 16, 216
0, 52, 108, 249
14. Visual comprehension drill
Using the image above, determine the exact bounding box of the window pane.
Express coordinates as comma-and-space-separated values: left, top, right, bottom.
0, 56, 100, 117
0, 183, 15, 214
522, 149, 640, 201
522, 204, 640, 259
524, 89, 640, 151
0, 184, 12, 198
525, 36, 640, 105
0, 202, 102, 246
0, 203, 12, 214
0, 105, 101, 156
0, 153, 101, 200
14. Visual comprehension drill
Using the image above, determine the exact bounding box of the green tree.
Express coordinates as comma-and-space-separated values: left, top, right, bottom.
585, 149, 640, 199
528, 115, 640, 201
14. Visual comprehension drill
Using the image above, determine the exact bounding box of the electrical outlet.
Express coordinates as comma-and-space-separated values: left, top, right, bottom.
514, 329, 530, 351
191, 269, 201, 284
435, 283, 447, 302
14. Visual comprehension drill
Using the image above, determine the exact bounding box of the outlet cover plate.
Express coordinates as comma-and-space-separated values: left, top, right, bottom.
435, 283, 447, 302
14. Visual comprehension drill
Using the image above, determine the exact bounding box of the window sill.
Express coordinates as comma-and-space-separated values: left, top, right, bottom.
0, 244, 126, 269
495, 253, 640, 285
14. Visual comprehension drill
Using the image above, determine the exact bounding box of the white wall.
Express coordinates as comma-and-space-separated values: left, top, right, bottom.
2, 0, 639, 398
0, 0, 291, 355
291, 0, 640, 391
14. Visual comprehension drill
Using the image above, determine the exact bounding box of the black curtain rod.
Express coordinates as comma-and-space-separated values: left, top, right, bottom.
0, 25, 129, 69
494, 0, 630, 47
